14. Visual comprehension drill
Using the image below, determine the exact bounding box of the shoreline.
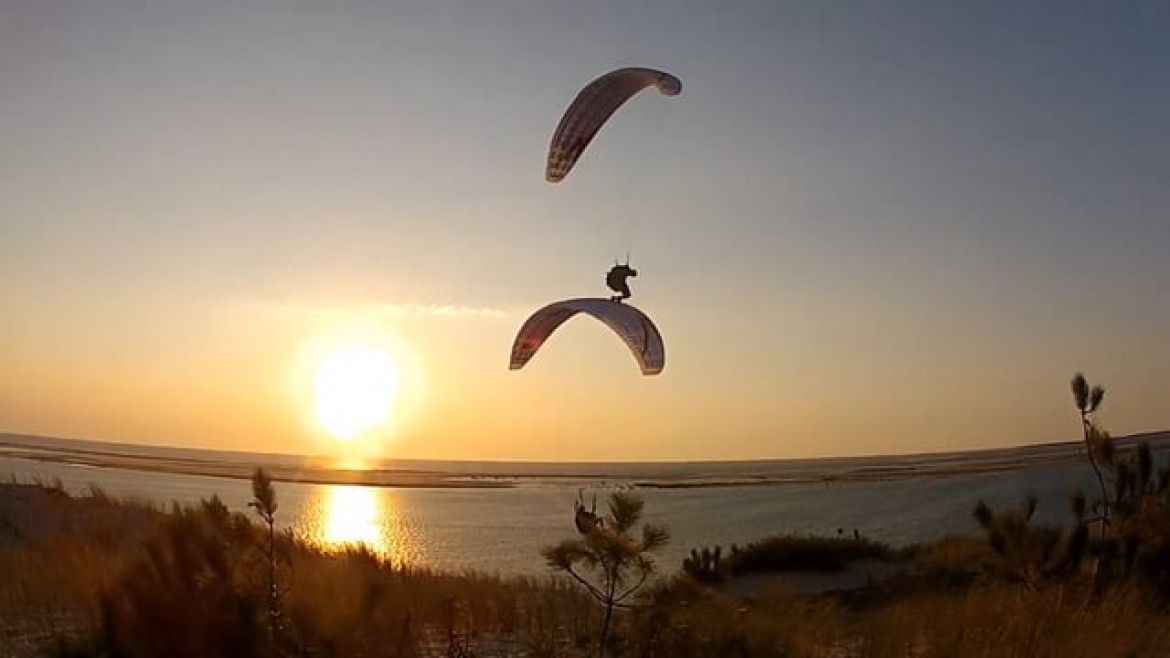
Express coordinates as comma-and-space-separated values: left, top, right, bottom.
0, 449, 517, 489
3, 431, 1170, 491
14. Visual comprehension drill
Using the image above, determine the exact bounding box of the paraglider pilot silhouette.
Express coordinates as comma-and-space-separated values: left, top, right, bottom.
605, 262, 638, 302
574, 490, 604, 534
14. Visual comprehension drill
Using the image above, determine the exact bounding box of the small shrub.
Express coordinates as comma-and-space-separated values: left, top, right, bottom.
723, 533, 892, 576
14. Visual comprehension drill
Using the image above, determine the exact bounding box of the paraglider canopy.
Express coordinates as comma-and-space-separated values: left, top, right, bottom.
509, 298, 665, 376
546, 67, 682, 183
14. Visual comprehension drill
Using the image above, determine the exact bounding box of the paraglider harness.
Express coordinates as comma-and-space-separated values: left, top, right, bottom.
574, 490, 604, 534
606, 261, 638, 303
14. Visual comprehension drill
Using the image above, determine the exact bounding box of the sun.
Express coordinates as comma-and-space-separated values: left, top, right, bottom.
290, 320, 425, 453
313, 345, 401, 441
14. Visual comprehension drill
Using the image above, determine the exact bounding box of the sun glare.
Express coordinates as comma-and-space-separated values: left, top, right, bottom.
322, 485, 388, 554
313, 345, 401, 441
302, 484, 422, 566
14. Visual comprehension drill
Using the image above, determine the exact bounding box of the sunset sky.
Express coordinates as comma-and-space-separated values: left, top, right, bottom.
2, 1, 1167, 462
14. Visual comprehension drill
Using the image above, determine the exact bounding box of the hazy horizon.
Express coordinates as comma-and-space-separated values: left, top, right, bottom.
3, 1, 1168, 462
6, 425, 1170, 469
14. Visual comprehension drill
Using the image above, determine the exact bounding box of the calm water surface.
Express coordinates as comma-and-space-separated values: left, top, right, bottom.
4, 438, 1148, 577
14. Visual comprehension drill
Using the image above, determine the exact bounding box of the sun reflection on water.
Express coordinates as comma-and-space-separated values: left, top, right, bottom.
307, 484, 420, 566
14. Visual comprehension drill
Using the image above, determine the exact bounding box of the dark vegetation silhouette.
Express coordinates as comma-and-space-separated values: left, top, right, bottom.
2, 371, 1170, 656
970, 372, 1170, 600
971, 493, 1088, 590
28, 470, 590, 658
247, 467, 290, 643
543, 491, 670, 656
683, 535, 891, 584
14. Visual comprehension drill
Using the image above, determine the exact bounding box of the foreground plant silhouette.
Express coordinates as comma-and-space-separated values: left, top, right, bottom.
972, 494, 1088, 591
92, 498, 268, 657
542, 491, 670, 655
971, 372, 1170, 599
1072, 372, 1111, 537
248, 467, 283, 637
1071, 372, 1170, 593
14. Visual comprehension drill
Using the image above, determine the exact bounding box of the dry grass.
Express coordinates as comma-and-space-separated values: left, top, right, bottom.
902, 534, 993, 574
0, 481, 595, 657
3, 478, 1170, 657
623, 583, 848, 657
853, 582, 1170, 657
278, 544, 594, 656
0, 481, 159, 656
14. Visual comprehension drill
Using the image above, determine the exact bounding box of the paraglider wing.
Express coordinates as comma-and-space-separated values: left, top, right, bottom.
509, 298, 665, 375
545, 67, 682, 183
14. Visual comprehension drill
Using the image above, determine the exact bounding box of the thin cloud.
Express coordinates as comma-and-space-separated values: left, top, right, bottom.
237, 300, 515, 320
347, 303, 511, 319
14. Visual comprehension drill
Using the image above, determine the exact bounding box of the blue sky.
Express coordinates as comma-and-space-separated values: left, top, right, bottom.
1, 1, 1167, 460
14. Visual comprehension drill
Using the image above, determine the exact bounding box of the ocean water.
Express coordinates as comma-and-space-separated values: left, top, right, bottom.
2, 432, 1168, 577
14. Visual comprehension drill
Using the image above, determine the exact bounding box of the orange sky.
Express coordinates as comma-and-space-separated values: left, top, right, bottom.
2, 294, 1166, 462
2, 2, 1168, 462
